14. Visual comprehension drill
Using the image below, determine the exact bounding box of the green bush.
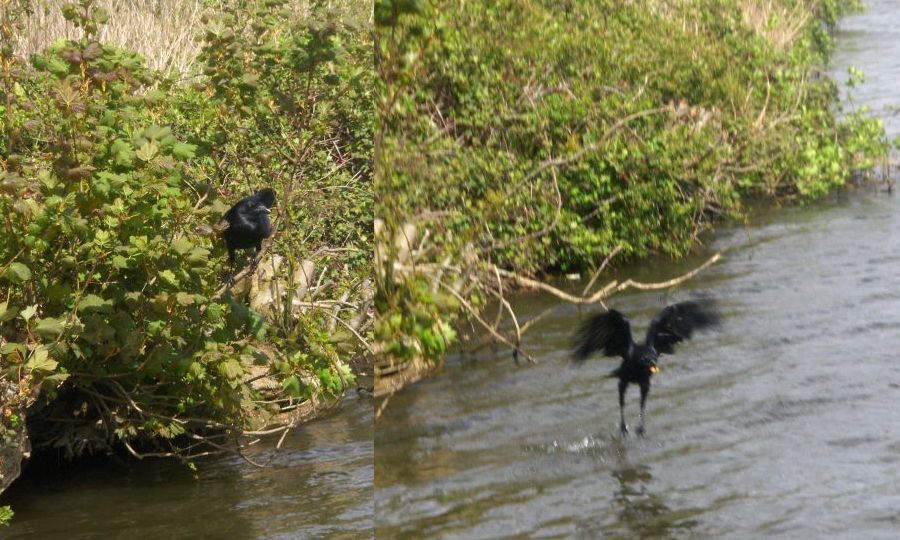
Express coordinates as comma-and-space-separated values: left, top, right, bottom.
0, 505, 12, 527
0, 0, 371, 458
376, 0, 886, 361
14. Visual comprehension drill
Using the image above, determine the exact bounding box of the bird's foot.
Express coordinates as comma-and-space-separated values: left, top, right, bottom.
251, 249, 264, 267
636, 424, 646, 437
619, 422, 628, 435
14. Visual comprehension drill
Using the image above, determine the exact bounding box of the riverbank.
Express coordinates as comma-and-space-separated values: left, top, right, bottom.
0, 0, 373, 503
374, 0, 887, 398
376, 183, 900, 537
2, 393, 373, 538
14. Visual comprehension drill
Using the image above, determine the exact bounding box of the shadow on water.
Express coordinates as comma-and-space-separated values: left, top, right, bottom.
580, 443, 702, 540
1, 395, 373, 540
1, 454, 255, 540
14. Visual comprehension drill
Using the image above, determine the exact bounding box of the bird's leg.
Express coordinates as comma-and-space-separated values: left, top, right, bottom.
250, 242, 264, 269
227, 250, 237, 286
618, 378, 628, 435
636, 381, 650, 436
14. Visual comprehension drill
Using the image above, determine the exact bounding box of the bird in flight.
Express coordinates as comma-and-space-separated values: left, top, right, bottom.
572, 300, 719, 436
217, 188, 276, 279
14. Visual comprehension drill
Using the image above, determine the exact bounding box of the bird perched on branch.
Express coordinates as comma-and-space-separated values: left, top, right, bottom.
572, 300, 719, 436
217, 188, 276, 276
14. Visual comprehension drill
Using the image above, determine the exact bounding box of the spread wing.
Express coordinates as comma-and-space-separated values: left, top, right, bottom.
572, 310, 634, 363
645, 300, 719, 354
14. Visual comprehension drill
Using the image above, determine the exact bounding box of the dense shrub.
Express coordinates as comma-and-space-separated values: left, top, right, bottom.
375, 0, 886, 364
0, 0, 372, 458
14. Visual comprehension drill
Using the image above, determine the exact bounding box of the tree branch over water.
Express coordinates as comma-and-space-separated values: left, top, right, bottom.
376, 217, 724, 416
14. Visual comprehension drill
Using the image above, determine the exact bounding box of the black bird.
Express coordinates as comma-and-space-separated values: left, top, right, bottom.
572, 301, 719, 436
218, 188, 276, 273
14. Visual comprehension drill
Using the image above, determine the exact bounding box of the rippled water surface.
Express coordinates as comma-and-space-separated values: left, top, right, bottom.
375, 4, 900, 537
832, 0, 900, 140
1, 396, 373, 539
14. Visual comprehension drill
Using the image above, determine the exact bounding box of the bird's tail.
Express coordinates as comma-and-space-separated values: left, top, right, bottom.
214, 219, 230, 235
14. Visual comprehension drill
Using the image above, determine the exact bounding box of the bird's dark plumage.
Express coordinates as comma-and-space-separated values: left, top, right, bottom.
646, 302, 718, 354
572, 300, 719, 435
219, 188, 276, 268
573, 310, 633, 362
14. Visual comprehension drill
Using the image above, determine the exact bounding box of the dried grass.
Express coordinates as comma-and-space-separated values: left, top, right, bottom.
618, 0, 813, 48
16, 0, 210, 75
741, 0, 812, 50
15, 0, 372, 76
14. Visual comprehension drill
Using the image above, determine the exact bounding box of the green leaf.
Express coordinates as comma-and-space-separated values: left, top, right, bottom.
31, 54, 49, 70
47, 56, 69, 77
3, 262, 31, 283
34, 317, 66, 340
158, 269, 179, 287
123, 291, 142, 308
171, 237, 193, 255
94, 229, 111, 245
188, 361, 206, 379
147, 320, 166, 336
60, 4, 79, 21
143, 125, 172, 140
19, 305, 37, 322
112, 255, 129, 269
317, 368, 341, 394
135, 141, 159, 162
0, 505, 14, 527
92, 7, 109, 24
248, 310, 269, 340
135, 90, 163, 107
0, 342, 26, 356
42, 372, 71, 386
281, 375, 305, 398
0, 301, 18, 323
26, 346, 58, 373
187, 247, 210, 264
219, 359, 244, 380
110, 139, 133, 168
172, 142, 197, 159
77, 294, 113, 313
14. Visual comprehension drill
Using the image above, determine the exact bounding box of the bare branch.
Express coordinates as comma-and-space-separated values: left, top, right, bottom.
493, 252, 721, 304
440, 282, 536, 364
582, 245, 623, 297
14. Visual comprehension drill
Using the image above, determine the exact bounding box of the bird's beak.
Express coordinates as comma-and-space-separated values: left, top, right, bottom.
649, 365, 660, 374
260, 207, 271, 213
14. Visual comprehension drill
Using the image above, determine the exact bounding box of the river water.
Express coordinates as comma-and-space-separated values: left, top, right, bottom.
375, 3, 900, 538
832, 0, 900, 141
0, 395, 373, 539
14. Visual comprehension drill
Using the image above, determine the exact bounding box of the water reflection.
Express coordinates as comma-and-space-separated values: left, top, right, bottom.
376, 187, 900, 536
607, 462, 698, 539
1, 396, 373, 540
1, 455, 256, 539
